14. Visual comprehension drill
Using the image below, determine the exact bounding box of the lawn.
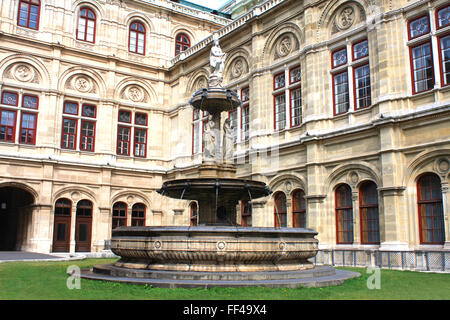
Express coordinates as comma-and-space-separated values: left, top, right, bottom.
0, 258, 449, 300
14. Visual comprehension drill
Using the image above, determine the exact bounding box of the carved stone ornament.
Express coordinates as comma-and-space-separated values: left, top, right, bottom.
336, 6, 355, 30
13, 64, 34, 82
127, 86, 144, 102
195, 77, 207, 91
277, 36, 292, 57
436, 158, 450, 174
231, 57, 245, 79
73, 76, 92, 93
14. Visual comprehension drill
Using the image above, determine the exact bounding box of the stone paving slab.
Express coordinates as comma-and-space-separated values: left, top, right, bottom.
0, 251, 65, 261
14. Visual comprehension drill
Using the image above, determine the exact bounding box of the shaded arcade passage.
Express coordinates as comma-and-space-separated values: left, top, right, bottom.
0, 187, 34, 251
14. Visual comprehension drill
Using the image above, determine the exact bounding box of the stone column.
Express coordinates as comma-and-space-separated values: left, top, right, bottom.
352, 191, 360, 245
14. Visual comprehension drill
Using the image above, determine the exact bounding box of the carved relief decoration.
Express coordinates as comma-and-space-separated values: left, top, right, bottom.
194, 76, 207, 91
331, 2, 366, 34
65, 74, 97, 94
274, 33, 299, 60
3, 63, 40, 84
120, 85, 148, 103
230, 57, 248, 80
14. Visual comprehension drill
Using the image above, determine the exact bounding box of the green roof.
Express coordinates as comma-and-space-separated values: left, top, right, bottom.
170, 0, 231, 19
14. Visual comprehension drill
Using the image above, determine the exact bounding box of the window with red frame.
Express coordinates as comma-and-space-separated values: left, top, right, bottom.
417, 174, 445, 244
134, 128, 147, 157
192, 109, 208, 154
1, 91, 39, 145
439, 35, 450, 86
353, 40, 371, 109
18, 0, 40, 30
292, 189, 306, 228
190, 202, 198, 226
112, 202, 127, 229
117, 126, 131, 156
274, 192, 287, 227
77, 7, 96, 43
129, 21, 145, 55
273, 71, 286, 131
359, 181, 380, 244
61, 118, 77, 149
80, 120, 95, 151
0, 109, 17, 142
333, 71, 349, 115
19, 112, 37, 144
131, 203, 146, 226
289, 66, 302, 127
335, 184, 353, 244
408, 15, 435, 94
437, 5, 450, 29
175, 33, 190, 55
241, 87, 249, 141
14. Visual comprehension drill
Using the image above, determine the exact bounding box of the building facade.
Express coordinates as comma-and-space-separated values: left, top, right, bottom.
0, 0, 449, 265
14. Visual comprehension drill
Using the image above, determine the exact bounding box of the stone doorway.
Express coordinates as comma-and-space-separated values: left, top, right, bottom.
0, 187, 35, 251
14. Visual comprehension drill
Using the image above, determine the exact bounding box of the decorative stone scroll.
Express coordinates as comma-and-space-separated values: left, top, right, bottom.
274, 33, 299, 60
3, 63, 40, 84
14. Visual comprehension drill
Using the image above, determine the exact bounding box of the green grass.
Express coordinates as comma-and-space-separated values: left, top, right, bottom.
0, 258, 449, 300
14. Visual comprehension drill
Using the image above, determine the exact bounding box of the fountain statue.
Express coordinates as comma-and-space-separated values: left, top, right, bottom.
80, 34, 359, 288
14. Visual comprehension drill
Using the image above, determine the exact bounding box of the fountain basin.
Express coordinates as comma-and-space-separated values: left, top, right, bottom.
110, 226, 318, 272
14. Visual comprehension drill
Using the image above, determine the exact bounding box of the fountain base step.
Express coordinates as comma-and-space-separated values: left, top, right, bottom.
80, 265, 360, 288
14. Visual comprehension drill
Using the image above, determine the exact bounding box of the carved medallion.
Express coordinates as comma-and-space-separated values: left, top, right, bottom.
127, 86, 144, 102
14, 64, 34, 82
336, 6, 355, 30
277, 36, 292, 57
74, 76, 92, 93
195, 77, 207, 91
231, 58, 245, 79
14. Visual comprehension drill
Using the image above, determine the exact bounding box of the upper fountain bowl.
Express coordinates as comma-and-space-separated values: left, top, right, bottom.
189, 88, 241, 114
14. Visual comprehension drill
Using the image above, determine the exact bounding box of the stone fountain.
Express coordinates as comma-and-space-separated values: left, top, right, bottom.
80, 34, 359, 288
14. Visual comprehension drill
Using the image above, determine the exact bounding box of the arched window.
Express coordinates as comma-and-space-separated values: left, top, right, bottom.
129, 21, 146, 55
131, 203, 146, 226
335, 184, 353, 244
53, 198, 72, 252
76, 200, 92, 217
292, 189, 306, 228
76, 7, 96, 43
55, 198, 71, 216
175, 33, 190, 55
417, 173, 445, 244
274, 192, 287, 227
359, 181, 380, 244
190, 202, 198, 226
241, 200, 252, 227
75, 200, 92, 252
18, 0, 40, 29
112, 202, 127, 229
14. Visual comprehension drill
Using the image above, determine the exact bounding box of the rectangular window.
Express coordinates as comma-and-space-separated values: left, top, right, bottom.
354, 64, 371, 109
1, 91, 18, 106
439, 35, 450, 86
290, 87, 302, 127
61, 118, 77, 149
437, 5, 450, 29
22, 95, 38, 109
20, 112, 37, 145
135, 113, 148, 126
410, 41, 434, 94
64, 101, 78, 115
333, 71, 349, 115
134, 128, 147, 158
408, 15, 430, 40
117, 126, 130, 156
0, 109, 17, 142
353, 40, 369, 60
18, 0, 40, 30
80, 120, 95, 151
119, 110, 131, 123
274, 73, 285, 90
274, 94, 286, 131
290, 66, 301, 84
81, 104, 96, 118
332, 48, 347, 68
241, 105, 249, 141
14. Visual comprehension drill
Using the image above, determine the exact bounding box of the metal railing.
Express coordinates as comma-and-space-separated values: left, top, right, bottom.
313, 249, 450, 273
